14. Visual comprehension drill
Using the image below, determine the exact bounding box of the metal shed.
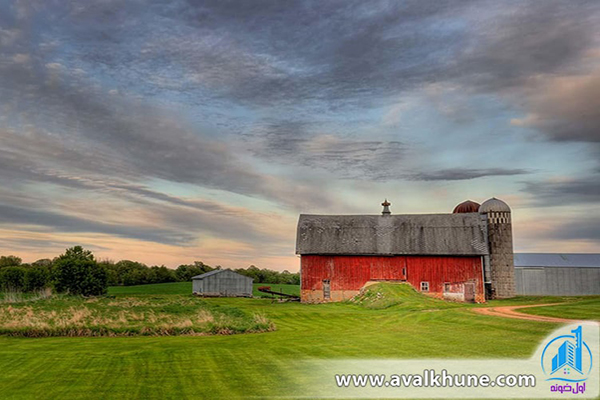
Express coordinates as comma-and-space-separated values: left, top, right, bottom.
514, 253, 600, 296
191, 269, 253, 297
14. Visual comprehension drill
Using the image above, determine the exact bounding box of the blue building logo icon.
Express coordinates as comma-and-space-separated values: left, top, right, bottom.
551, 326, 582, 375
541, 325, 593, 383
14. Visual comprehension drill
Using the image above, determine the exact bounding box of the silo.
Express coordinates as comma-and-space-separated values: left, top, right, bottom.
479, 197, 516, 298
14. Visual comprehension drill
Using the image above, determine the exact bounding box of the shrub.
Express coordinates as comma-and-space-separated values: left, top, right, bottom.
24, 266, 51, 292
0, 267, 26, 291
53, 246, 107, 296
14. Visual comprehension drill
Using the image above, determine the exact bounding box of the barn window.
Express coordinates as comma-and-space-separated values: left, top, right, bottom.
402, 267, 406, 277
444, 283, 450, 292
421, 282, 429, 292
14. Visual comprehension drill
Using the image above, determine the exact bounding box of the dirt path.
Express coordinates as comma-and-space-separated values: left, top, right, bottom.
472, 303, 579, 323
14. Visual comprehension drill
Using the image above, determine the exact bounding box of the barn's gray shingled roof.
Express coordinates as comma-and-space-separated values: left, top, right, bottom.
514, 253, 600, 268
296, 213, 488, 256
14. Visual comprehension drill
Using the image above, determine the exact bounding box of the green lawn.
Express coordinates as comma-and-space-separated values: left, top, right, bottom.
518, 297, 600, 320
107, 281, 192, 295
0, 284, 597, 399
108, 281, 300, 298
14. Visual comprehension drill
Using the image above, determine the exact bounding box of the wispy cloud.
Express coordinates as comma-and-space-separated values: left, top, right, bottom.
409, 168, 531, 181
523, 176, 600, 206
510, 71, 600, 143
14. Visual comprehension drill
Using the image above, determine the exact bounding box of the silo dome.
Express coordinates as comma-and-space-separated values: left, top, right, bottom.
452, 200, 481, 213
479, 197, 511, 213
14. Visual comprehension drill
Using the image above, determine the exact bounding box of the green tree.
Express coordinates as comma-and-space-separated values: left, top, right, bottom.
53, 246, 107, 296
99, 260, 118, 286
115, 260, 149, 286
234, 266, 299, 285
0, 255, 22, 269
32, 258, 52, 268
122, 268, 148, 286
152, 266, 177, 283
175, 261, 213, 281
239, 265, 261, 282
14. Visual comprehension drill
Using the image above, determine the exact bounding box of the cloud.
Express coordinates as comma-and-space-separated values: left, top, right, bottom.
0, 204, 194, 245
0, 0, 476, 109
409, 168, 531, 181
513, 213, 600, 252
544, 215, 600, 242
174, 0, 471, 104
0, 236, 110, 254
0, 57, 337, 210
556, 220, 600, 242
0, 125, 301, 249
1, 0, 599, 264
523, 176, 600, 206
510, 71, 600, 142
245, 119, 532, 182
244, 120, 405, 180
4, 1, 600, 123
0, 173, 298, 250
449, 2, 600, 146
4, 1, 599, 107
456, 1, 599, 91
0, 75, 263, 193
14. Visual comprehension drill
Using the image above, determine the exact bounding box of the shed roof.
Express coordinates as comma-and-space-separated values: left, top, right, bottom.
191, 269, 252, 280
296, 213, 488, 256
514, 253, 600, 268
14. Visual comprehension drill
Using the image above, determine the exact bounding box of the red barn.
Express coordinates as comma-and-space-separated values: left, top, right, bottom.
295, 198, 515, 303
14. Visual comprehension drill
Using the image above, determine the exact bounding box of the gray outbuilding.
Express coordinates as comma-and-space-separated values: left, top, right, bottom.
514, 253, 600, 296
192, 269, 253, 297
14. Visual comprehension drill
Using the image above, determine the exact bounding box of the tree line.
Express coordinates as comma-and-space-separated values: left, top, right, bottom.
0, 247, 299, 296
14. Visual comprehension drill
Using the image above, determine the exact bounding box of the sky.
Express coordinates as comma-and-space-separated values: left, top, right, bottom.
0, 0, 599, 271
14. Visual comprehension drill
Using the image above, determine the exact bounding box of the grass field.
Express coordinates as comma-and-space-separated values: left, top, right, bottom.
108, 282, 301, 298
0, 283, 598, 399
0, 294, 273, 337
519, 297, 600, 320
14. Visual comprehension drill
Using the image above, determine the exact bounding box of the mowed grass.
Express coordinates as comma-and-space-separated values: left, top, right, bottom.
518, 297, 600, 320
108, 281, 301, 297
108, 281, 192, 295
0, 283, 597, 399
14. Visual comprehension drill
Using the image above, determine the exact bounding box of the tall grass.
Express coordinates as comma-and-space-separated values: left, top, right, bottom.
0, 287, 53, 304
1, 287, 24, 303
0, 294, 274, 337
